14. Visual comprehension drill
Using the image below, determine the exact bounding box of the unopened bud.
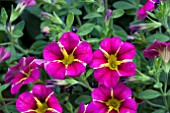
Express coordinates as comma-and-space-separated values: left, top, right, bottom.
105, 9, 113, 25
41, 26, 50, 36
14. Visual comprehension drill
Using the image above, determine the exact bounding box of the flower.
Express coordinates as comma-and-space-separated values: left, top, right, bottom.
136, 0, 156, 20
18, 0, 36, 7
43, 32, 93, 79
105, 9, 113, 25
16, 84, 62, 113
0, 46, 11, 63
77, 102, 101, 113
90, 38, 136, 87
91, 84, 137, 113
5, 57, 40, 94
143, 40, 170, 63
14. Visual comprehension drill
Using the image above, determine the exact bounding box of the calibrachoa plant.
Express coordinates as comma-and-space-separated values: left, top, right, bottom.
0, 0, 170, 113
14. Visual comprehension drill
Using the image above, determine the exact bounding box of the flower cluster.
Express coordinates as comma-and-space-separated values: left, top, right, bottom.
5, 32, 137, 113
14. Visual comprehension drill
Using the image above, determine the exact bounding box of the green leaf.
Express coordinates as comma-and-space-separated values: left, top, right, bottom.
86, 38, 100, 43
69, 8, 82, 15
0, 23, 6, 31
65, 101, 73, 112
0, 84, 9, 93
51, 11, 63, 25
146, 33, 170, 43
166, 89, 170, 96
12, 21, 25, 38
86, 69, 94, 78
83, 0, 94, 3
6, 46, 17, 63
112, 9, 124, 19
152, 109, 165, 113
75, 95, 92, 104
113, 25, 127, 41
7, 105, 19, 113
10, 5, 20, 23
77, 23, 94, 36
65, 77, 78, 85
138, 89, 161, 99
83, 12, 102, 19
154, 82, 163, 89
30, 40, 48, 54
66, 12, 74, 27
1, 8, 8, 25
113, 1, 136, 10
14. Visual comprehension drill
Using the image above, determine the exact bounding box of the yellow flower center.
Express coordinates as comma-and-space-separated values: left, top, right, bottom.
61, 48, 75, 66
35, 97, 48, 113
106, 98, 122, 112
108, 54, 122, 70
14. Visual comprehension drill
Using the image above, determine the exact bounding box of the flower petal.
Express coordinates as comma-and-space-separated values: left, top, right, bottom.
45, 62, 66, 79
43, 42, 63, 61
23, 69, 40, 84
78, 102, 85, 113
118, 62, 136, 76
32, 84, 53, 100
59, 32, 80, 54
89, 50, 107, 68
74, 41, 93, 64
118, 42, 136, 60
47, 93, 63, 113
100, 38, 122, 54
91, 102, 108, 113
16, 92, 36, 112
113, 84, 132, 100
92, 85, 111, 102
66, 62, 86, 77
121, 99, 137, 111
94, 68, 120, 88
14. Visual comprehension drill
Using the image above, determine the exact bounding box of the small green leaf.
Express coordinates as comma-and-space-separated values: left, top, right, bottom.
86, 38, 100, 43
12, 21, 25, 38
112, 9, 124, 19
0, 23, 6, 31
51, 12, 63, 25
83, 0, 94, 3
113, 25, 127, 41
83, 12, 102, 19
138, 89, 161, 99
86, 69, 94, 78
75, 95, 92, 104
152, 109, 165, 113
166, 89, 170, 96
69, 9, 82, 15
77, 23, 94, 36
66, 12, 74, 27
146, 33, 170, 43
0, 84, 9, 93
154, 82, 163, 89
65, 101, 73, 112
113, 1, 136, 10
65, 78, 78, 85
1, 8, 8, 25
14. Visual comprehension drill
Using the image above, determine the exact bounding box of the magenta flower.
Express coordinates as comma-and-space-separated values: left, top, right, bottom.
90, 38, 136, 87
5, 57, 40, 94
16, 84, 62, 113
91, 84, 137, 113
43, 32, 93, 79
143, 40, 170, 63
0, 46, 11, 63
19, 0, 36, 7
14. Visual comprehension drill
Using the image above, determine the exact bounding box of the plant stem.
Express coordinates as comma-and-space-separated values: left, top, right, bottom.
0, 94, 9, 113
163, 72, 169, 112
78, 80, 93, 91
76, 15, 82, 26
145, 100, 166, 109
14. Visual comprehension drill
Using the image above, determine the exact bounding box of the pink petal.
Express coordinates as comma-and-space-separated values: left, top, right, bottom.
0, 51, 11, 62
43, 42, 63, 61
16, 92, 36, 112
66, 61, 86, 77
32, 84, 53, 100
78, 102, 85, 113
118, 42, 136, 60
23, 69, 40, 84
59, 32, 80, 54
94, 68, 120, 88
11, 73, 25, 94
118, 62, 136, 76
45, 62, 66, 79
92, 85, 111, 102
113, 84, 132, 100
47, 93, 63, 113
121, 99, 137, 111
89, 50, 107, 68
74, 41, 93, 64
91, 102, 108, 113
100, 38, 122, 54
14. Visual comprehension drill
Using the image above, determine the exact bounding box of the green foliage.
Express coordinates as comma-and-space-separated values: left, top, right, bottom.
138, 89, 161, 99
